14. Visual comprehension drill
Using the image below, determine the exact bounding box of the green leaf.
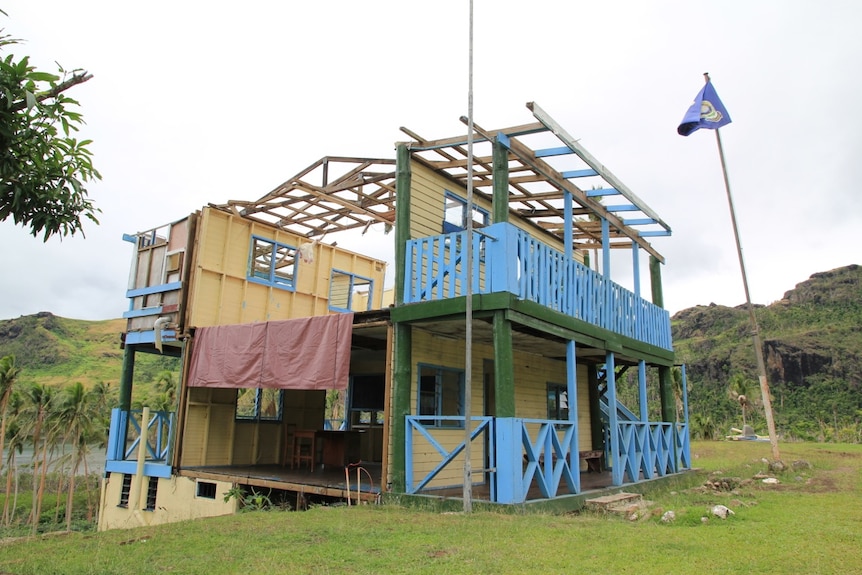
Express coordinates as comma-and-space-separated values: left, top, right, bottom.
25, 90, 36, 110
27, 71, 59, 83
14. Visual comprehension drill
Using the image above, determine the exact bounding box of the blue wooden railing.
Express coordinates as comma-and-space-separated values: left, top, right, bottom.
405, 416, 493, 495
403, 222, 672, 350
105, 408, 175, 478
405, 416, 584, 504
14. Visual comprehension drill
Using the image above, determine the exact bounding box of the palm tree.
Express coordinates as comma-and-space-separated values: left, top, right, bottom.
55, 382, 97, 531
0, 355, 21, 479
22, 383, 54, 533
2, 391, 25, 526
728, 373, 752, 428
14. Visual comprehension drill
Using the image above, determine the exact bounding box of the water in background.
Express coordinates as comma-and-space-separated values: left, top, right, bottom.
2, 445, 106, 476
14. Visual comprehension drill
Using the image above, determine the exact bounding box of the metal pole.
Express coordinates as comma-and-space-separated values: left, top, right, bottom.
462, 0, 474, 512
712, 121, 781, 462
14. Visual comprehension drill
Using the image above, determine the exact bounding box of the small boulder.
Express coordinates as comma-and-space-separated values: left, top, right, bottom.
661, 510, 676, 523
711, 504, 735, 519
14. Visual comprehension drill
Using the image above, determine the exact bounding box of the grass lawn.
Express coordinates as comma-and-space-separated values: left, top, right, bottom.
0, 441, 860, 574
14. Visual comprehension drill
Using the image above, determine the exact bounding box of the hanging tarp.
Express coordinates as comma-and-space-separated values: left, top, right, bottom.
187, 313, 354, 390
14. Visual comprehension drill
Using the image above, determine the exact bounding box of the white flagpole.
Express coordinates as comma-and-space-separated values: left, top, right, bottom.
706, 73, 781, 462
462, 0, 475, 512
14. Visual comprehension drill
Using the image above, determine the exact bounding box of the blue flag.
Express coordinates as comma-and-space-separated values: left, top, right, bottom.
677, 80, 731, 136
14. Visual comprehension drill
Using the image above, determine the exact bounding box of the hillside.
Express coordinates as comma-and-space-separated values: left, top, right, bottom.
672, 264, 862, 441
2, 265, 860, 442
0, 312, 178, 392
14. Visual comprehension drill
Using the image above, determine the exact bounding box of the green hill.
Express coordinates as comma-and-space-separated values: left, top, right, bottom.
2, 265, 860, 442
672, 264, 862, 441
0, 312, 178, 395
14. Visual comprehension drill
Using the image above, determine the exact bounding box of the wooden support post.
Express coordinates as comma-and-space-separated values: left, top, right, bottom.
389, 323, 412, 492
492, 311, 515, 418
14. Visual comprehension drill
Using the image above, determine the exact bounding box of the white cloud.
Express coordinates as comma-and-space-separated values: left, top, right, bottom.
1, 0, 859, 320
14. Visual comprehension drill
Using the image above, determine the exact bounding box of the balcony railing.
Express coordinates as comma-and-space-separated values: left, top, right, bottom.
403, 222, 672, 350
105, 408, 175, 478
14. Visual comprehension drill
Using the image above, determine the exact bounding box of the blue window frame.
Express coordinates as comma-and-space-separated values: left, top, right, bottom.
443, 191, 489, 234
248, 236, 297, 290
329, 269, 374, 312
236, 388, 284, 422
417, 364, 464, 428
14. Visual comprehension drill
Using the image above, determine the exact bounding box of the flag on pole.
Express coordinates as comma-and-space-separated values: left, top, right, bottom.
677, 80, 731, 136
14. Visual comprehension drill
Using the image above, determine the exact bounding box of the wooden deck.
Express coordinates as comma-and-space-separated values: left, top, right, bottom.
179, 463, 383, 503
178, 463, 616, 506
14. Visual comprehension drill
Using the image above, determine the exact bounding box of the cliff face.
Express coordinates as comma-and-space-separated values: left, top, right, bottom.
672, 264, 862, 433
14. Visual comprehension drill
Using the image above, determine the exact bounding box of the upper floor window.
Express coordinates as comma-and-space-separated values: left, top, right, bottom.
248, 236, 297, 290
329, 270, 374, 312
417, 364, 464, 428
443, 191, 489, 234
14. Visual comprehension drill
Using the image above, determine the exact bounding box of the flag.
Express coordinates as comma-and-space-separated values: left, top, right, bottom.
677, 80, 731, 136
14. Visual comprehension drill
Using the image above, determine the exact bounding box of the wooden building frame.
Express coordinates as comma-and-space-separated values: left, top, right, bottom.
98, 103, 690, 530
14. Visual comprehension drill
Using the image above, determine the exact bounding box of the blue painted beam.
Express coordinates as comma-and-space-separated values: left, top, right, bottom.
605, 204, 638, 212
586, 188, 619, 197
623, 218, 657, 226
105, 459, 173, 479
496, 132, 511, 149
561, 168, 598, 179
124, 330, 177, 345
638, 230, 672, 237
123, 307, 165, 319
534, 146, 573, 158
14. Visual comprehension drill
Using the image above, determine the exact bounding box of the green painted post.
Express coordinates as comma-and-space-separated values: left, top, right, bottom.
492, 141, 509, 225
649, 255, 664, 308
659, 366, 676, 423
119, 345, 135, 411
492, 311, 515, 417
394, 144, 412, 305
389, 323, 412, 492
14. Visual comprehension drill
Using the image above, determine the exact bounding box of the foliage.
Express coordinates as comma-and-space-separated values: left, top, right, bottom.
0, 24, 101, 240
674, 265, 862, 442
223, 486, 273, 511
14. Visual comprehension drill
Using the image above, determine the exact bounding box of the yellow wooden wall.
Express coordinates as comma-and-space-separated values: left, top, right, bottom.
408, 328, 592, 489
186, 207, 387, 327
408, 161, 578, 261
180, 386, 325, 467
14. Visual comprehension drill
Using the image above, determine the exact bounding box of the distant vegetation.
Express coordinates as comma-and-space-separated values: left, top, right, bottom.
672, 264, 862, 443
0, 314, 180, 535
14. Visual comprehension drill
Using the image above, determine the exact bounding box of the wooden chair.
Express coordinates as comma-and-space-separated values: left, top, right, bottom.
291, 429, 316, 471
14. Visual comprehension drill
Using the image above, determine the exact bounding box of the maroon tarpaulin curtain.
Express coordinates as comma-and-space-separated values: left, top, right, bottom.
187, 313, 354, 390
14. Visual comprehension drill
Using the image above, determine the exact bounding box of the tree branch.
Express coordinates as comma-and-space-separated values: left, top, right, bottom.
11, 71, 93, 112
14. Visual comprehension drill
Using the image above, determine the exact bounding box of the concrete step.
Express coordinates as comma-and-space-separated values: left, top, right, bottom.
584, 492, 642, 512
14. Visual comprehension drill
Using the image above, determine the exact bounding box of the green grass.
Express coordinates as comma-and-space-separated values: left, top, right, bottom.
0, 442, 860, 574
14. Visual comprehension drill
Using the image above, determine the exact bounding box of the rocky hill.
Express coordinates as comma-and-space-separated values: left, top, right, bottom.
672, 264, 862, 441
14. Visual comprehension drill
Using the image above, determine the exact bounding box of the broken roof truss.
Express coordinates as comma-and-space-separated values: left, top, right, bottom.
214, 102, 670, 262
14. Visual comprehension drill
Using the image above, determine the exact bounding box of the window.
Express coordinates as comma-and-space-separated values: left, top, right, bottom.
248, 236, 297, 290
329, 270, 374, 312
118, 473, 132, 508
547, 383, 569, 421
145, 477, 159, 511
417, 365, 464, 428
236, 388, 284, 421
196, 481, 217, 499
443, 191, 489, 234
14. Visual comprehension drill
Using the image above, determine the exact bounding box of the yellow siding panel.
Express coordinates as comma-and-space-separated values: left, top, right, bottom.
188, 207, 386, 327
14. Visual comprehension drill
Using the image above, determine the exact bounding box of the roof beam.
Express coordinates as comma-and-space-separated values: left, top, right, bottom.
527, 102, 671, 235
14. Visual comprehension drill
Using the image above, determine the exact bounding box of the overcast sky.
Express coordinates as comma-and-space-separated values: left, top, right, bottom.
1, 0, 859, 322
